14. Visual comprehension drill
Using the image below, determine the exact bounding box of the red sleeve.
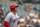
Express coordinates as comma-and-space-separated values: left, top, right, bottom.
4, 21, 10, 27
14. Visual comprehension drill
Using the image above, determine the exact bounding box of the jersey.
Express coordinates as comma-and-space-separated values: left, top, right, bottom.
5, 12, 18, 27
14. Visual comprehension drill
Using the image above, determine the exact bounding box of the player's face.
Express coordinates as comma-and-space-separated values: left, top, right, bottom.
15, 7, 18, 12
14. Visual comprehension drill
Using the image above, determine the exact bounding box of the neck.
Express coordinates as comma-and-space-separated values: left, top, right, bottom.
12, 11, 16, 15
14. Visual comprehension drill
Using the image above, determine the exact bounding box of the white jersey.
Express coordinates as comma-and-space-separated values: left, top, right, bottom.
5, 12, 18, 27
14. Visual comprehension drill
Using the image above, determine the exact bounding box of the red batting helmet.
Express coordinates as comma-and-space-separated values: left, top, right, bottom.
10, 3, 18, 10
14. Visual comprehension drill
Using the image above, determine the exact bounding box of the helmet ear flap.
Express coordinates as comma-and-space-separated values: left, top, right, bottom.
11, 7, 15, 11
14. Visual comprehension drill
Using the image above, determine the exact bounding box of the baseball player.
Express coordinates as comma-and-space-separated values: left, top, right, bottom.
4, 3, 19, 27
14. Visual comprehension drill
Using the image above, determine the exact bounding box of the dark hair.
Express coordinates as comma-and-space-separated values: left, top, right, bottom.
11, 10, 13, 11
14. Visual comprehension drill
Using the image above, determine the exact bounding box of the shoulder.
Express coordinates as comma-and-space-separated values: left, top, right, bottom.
7, 12, 12, 16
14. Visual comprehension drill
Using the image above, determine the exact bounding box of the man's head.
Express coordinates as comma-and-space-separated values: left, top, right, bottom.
10, 3, 19, 12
